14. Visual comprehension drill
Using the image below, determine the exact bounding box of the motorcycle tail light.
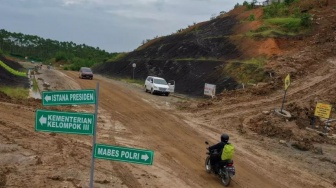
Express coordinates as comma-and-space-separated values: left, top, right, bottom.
227, 163, 233, 166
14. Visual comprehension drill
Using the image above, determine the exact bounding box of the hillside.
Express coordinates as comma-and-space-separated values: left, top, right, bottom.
0, 29, 119, 70
93, 0, 334, 96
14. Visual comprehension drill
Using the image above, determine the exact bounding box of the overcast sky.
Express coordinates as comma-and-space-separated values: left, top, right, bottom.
1, 0, 246, 52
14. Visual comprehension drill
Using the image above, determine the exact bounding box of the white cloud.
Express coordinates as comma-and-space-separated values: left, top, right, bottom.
62, 0, 86, 6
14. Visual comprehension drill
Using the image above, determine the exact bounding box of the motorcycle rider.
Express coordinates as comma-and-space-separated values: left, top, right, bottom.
208, 133, 230, 174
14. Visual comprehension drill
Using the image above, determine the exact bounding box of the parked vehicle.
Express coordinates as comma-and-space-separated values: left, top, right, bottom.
205, 141, 236, 187
79, 67, 93, 80
144, 76, 174, 96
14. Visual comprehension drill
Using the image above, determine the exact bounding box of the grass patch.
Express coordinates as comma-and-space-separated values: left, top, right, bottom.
248, 14, 255, 21
265, 17, 301, 32
0, 60, 26, 76
246, 28, 297, 37
0, 87, 29, 99
107, 53, 128, 62
32, 78, 39, 92
136, 37, 162, 51
247, 17, 305, 37
225, 57, 268, 84
121, 78, 144, 86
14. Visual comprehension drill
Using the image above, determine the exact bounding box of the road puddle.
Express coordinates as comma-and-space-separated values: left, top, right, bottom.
29, 89, 41, 99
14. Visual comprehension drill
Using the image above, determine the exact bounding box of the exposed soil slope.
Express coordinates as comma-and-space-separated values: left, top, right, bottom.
92, 4, 311, 96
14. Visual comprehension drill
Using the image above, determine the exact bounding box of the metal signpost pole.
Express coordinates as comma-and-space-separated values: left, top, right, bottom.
281, 74, 290, 113
132, 63, 136, 79
89, 82, 99, 188
280, 89, 287, 113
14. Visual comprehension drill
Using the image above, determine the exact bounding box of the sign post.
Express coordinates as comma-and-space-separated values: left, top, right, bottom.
280, 74, 290, 113
89, 83, 99, 188
36, 83, 153, 188
38, 88, 99, 188
314, 102, 332, 133
204, 83, 216, 99
314, 103, 332, 119
94, 144, 154, 165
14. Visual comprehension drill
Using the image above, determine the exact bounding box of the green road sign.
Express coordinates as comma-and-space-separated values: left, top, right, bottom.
35, 110, 94, 135
42, 89, 96, 106
94, 144, 154, 165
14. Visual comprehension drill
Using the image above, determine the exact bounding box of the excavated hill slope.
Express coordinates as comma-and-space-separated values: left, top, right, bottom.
93, 1, 334, 96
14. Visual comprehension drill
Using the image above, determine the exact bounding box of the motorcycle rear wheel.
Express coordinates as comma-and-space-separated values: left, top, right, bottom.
220, 169, 231, 187
205, 156, 211, 173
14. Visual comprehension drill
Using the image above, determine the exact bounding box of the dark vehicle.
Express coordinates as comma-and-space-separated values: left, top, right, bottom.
79, 67, 93, 80
205, 141, 236, 187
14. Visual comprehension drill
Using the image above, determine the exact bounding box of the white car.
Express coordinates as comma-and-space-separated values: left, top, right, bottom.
144, 76, 174, 96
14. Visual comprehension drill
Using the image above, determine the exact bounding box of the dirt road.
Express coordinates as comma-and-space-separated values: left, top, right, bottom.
64, 71, 281, 188
1, 66, 335, 188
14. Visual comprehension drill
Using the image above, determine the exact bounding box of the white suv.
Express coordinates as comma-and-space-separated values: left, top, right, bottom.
144, 76, 174, 96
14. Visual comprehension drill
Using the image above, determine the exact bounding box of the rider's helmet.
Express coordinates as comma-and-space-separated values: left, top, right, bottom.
221, 134, 229, 143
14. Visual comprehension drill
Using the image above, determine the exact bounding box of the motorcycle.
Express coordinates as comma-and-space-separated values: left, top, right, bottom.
205, 141, 236, 187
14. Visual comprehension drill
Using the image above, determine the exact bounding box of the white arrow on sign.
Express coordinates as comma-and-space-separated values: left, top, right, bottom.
39, 115, 47, 125
44, 95, 51, 102
141, 154, 149, 161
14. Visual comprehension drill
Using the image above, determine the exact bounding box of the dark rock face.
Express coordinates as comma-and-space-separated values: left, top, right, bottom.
93, 16, 242, 96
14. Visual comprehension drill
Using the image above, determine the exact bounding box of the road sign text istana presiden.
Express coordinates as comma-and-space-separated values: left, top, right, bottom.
50, 93, 94, 102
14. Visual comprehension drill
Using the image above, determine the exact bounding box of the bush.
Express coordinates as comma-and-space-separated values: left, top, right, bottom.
68, 57, 95, 71
263, 2, 288, 18
246, 0, 257, 10
225, 57, 267, 84
55, 51, 69, 62
284, 0, 296, 5
300, 13, 312, 27
248, 14, 256, 21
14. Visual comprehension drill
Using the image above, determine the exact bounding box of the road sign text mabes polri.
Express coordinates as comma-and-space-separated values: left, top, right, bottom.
46, 93, 94, 102
97, 147, 143, 160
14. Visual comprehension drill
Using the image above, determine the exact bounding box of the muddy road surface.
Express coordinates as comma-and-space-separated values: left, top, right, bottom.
0, 68, 278, 188
64, 71, 279, 188
1, 67, 334, 188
